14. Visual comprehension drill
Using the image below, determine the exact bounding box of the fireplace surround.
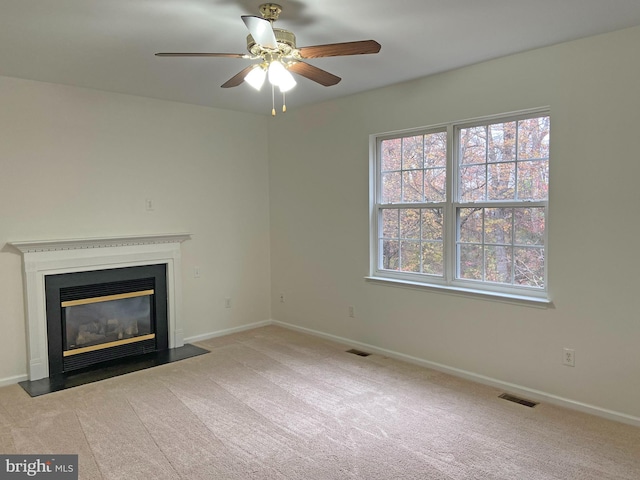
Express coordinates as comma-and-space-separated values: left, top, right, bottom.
45, 264, 168, 375
10, 234, 190, 381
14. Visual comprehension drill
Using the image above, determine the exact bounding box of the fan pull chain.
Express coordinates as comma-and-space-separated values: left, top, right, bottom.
282, 92, 287, 113
271, 84, 276, 116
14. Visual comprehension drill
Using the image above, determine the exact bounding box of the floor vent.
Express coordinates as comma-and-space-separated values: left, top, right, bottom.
346, 349, 371, 357
499, 393, 539, 408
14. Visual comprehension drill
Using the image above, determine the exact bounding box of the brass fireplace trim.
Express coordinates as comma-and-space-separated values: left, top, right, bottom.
61, 289, 154, 307
63, 333, 156, 357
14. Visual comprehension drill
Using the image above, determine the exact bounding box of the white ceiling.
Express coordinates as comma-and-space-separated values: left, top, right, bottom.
2, 0, 640, 115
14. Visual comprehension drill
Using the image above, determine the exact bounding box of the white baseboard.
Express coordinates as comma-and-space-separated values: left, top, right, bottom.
0, 374, 28, 388
272, 320, 640, 428
184, 319, 272, 344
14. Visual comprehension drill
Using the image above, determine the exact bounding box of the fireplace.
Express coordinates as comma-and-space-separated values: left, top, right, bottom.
45, 264, 168, 376
10, 234, 191, 381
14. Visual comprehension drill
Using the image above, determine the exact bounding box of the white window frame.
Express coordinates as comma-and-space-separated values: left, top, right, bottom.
368, 108, 550, 304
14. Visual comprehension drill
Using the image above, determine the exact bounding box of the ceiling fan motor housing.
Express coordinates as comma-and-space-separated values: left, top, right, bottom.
246, 28, 297, 56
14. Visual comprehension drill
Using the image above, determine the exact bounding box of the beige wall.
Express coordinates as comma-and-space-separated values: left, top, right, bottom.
269, 26, 640, 420
0, 77, 271, 381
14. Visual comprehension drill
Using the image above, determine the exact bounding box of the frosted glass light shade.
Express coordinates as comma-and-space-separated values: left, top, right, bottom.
277, 69, 296, 92
268, 61, 296, 92
267, 60, 286, 85
245, 66, 266, 90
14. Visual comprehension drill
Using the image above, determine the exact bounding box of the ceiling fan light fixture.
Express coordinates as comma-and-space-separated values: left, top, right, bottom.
245, 65, 267, 90
156, 3, 381, 115
268, 60, 296, 92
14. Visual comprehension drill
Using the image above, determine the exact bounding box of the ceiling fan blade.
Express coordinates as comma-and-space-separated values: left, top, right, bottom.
241, 15, 278, 49
288, 62, 341, 87
299, 40, 381, 59
155, 52, 248, 58
221, 65, 256, 88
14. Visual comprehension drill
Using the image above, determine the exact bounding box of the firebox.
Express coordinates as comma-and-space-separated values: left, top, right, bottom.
45, 264, 168, 375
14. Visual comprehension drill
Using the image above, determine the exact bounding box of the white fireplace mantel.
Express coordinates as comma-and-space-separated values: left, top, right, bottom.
9, 233, 191, 381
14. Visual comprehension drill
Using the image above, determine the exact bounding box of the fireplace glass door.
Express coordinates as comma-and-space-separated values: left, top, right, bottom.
63, 290, 154, 356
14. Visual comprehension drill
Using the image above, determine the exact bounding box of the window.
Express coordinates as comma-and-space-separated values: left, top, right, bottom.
370, 111, 550, 300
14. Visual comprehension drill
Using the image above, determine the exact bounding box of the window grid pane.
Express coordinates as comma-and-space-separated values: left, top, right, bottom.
458, 117, 549, 203
455, 206, 545, 288
379, 207, 444, 276
402, 136, 424, 170
380, 131, 447, 205
488, 122, 516, 163
514, 247, 545, 287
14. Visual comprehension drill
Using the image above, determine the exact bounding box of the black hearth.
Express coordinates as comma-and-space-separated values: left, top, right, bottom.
44, 265, 168, 376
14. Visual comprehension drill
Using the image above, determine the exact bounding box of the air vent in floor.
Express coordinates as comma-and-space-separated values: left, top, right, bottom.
346, 349, 371, 357
499, 393, 539, 408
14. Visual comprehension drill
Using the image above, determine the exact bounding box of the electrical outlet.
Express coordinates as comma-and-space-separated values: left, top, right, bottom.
279, 293, 285, 303
348, 305, 355, 318
563, 348, 575, 367
194, 266, 201, 278
224, 297, 231, 309
145, 198, 154, 211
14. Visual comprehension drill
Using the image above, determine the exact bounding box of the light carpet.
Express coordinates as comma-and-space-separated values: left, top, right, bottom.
0, 325, 638, 479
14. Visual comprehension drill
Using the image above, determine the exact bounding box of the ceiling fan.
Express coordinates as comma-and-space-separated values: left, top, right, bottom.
155, 3, 381, 115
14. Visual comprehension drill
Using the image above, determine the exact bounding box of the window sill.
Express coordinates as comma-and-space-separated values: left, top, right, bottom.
364, 276, 552, 308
